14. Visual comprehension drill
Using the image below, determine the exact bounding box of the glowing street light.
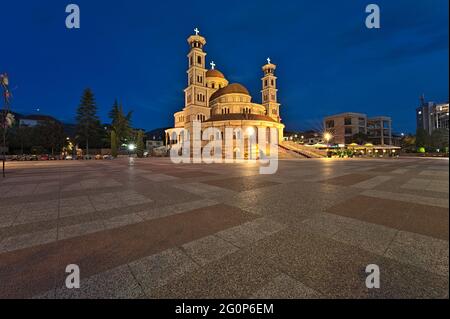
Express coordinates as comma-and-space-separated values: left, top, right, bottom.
324, 132, 332, 144
128, 144, 136, 151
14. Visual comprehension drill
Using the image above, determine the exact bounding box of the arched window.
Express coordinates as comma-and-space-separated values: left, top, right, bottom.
197, 114, 206, 122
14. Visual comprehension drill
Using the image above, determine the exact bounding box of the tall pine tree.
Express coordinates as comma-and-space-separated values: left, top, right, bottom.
135, 130, 145, 158
76, 88, 102, 156
109, 99, 132, 145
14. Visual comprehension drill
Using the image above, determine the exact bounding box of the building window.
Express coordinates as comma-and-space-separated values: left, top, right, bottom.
326, 120, 334, 128
358, 117, 366, 126
197, 56, 202, 64
344, 117, 352, 125
197, 94, 205, 102
345, 127, 353, 135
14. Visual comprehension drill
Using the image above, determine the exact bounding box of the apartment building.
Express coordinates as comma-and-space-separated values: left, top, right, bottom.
324, 112, 392, 145
416, 98, 449, 135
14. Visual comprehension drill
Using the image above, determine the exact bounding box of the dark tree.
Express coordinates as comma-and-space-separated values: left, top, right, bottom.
109, 99, 132, 145
135, 130, 145, 158
76, 88, 102, 155
430, 128, 449, 151
351, 132, 369, 145
36, 121, 66, 155
415, 128, 430, 150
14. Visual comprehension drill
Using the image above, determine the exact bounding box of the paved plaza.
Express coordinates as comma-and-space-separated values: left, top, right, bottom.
0, 157, 448, 299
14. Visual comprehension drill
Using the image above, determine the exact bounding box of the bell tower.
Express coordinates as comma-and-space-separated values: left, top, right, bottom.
184, 28, 209, 121
261, 58, 280, 122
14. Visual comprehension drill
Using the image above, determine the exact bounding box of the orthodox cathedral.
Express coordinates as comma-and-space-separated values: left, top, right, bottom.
165, 29, 285, 158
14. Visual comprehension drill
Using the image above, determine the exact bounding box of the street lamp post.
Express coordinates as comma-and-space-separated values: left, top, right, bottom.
1, 73, 11, 178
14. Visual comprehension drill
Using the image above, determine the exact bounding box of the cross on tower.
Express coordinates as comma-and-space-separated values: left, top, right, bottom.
267, 57, 271, 64
210, 61, 216, 70
194, 28, 200, 36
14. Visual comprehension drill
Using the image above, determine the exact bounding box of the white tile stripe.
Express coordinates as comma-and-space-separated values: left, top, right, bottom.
352, 176, 392, 190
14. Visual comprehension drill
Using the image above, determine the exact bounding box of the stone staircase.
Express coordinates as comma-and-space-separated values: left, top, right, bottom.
278, 144, 308, 159
280, 141, 327, 159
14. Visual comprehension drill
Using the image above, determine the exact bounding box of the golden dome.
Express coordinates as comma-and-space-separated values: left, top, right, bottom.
206, 69, 225, 79
210, 83, 250, 101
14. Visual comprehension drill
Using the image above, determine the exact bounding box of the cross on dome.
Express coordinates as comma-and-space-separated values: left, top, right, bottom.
267, 57, 271, 64
210, 61, 216, 70
194, 28, 200, 36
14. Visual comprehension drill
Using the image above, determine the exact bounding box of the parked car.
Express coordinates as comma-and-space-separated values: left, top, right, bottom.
103, 155, 113, 160
95, 154, 102, 160
65, 155, 73, 160
39, 155, 49, 161
29, 155, 39, 161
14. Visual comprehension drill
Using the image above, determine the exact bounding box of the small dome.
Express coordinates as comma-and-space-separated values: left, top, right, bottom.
210, 83, 250, 101
206, 69, 225, 79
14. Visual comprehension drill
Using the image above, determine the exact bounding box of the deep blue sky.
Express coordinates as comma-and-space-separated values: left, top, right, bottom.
1, 0, 448, 133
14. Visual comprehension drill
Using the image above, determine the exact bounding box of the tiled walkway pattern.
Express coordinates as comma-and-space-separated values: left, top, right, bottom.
0, 158, 448, 299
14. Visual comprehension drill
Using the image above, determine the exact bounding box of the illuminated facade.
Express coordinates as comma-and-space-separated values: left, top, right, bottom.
165, 30, 285, 159
324, 113, 392, 145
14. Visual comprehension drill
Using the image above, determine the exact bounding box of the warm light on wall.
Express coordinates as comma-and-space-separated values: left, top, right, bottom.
323, 132, 332, 142
246, 127, 255, 136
